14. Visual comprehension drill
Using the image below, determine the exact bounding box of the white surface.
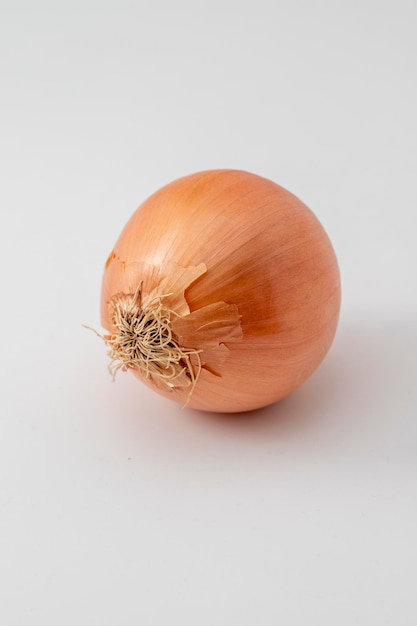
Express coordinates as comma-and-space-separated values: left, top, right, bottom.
1, 1, 417, 624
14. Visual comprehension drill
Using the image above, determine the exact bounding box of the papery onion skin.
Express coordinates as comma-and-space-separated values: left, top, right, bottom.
101, 170, 341, 413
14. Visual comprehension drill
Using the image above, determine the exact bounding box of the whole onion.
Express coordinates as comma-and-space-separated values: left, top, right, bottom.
99, 170, 341, 413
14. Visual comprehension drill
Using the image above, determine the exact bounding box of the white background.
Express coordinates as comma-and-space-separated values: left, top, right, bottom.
1, 1, 417, 624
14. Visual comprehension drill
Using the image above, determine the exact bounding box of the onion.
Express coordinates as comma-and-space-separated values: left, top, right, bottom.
99, 170, 341, 413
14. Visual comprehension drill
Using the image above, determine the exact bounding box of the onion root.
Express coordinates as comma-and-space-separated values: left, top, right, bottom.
88, 288, 203, 405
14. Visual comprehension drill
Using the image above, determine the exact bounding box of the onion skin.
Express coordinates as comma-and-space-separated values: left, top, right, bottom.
101, 170, 341, 413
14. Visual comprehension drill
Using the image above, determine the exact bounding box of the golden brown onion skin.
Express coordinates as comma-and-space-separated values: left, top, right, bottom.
101, 170, 341, 412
